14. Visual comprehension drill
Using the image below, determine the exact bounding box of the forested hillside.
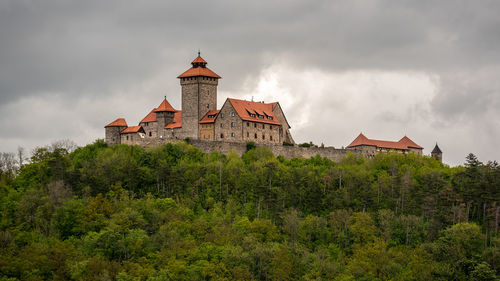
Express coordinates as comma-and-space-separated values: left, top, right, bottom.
0, 140, 499, 280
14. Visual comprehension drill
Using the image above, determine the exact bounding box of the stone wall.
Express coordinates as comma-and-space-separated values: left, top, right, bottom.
124, 136, 373, 162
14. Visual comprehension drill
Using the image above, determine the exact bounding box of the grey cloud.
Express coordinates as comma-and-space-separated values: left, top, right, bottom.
1, 0, 500, 164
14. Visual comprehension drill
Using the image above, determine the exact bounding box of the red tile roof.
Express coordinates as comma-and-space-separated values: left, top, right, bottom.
228, 98, 282, 125
346, 133, 423, 150
192, 55, 207, 64
200, 110, 220, 124
121, 126, 144, 134
165, 111, 182, 129
399, 136, 424, 149
140, 109, 157, 123
105, 118, 127, 128
177, 67, 221, 79
154, 99, 176, 112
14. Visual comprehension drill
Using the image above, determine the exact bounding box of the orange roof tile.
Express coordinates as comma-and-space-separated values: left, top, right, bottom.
121, 126, 144, 134
399, 136, 424, 149
346, 133, 423, 150
177, 67, 221, 79
154, 99, 176, 112
228, 98, 282, 125
200, 110, 220, 124
140, 109, 157, 123
165, 111, 182, 129
105, 118, 127, 128
192, 55, 207, 64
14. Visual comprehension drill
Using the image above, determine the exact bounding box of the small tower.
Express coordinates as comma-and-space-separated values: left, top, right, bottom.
177, 52, 221, 139
154, 98, 176, 138
431, 143, 443, 162
105, 118, 128, 145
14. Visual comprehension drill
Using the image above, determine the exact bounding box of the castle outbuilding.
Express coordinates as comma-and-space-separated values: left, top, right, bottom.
104, 54, 294, 146
346, 133, 423, 155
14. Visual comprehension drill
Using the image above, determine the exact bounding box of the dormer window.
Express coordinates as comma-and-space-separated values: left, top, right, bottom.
258, 115, 264, 119
268, 116, 273, 120
250, 113, 256, 117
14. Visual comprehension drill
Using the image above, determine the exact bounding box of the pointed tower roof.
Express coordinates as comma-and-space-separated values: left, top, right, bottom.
154, 98, 176, 113
192, 55, 207, 64
399, 136, 423, 149
105, 118, 127, 128
177, 53, 221, 79
432, 143, 442, 154
346, 133, 370, 148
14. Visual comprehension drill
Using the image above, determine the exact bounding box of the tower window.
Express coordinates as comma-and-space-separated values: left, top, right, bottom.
247, 132, 249, 137
231, 112, 235, 117
262, 134, 265, 140
220, 133, 224, 138
231, 122, 235, 127
220, 123, 223, 128
254, 133, 257, 139
231, 133, 235, 137
207, 104, 209, 108
270, 135, 273, 141
247, 122, 249, 127
149, 132, 152, 137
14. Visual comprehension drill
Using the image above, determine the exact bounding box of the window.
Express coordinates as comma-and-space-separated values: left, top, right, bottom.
220, 133, 224, 138
262, 124, 265, 129
262, 134, 265, 140
231, 122, 235, 127
231, 112, 235, 117
149, 132, 152, 137
207, 104, 209, 108
259, 115, 264, 119
250, 113, 256, 117
254, 133, 257, 139
220, 123, 223, 128
231, 133, 235, 137
269, 125, 272, 130
270, 135, 273, 141
247, 122, 250, 127
247, 132, 249, 137
126, 135, 129, 140
220, 113, 224, 118
254, 123, 257, 128
268, 116, 273, 120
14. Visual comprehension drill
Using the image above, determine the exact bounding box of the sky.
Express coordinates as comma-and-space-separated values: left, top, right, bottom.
1, 0, 500, 166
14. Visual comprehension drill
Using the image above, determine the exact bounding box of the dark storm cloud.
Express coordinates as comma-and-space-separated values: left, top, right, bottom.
1, 0, 500, 164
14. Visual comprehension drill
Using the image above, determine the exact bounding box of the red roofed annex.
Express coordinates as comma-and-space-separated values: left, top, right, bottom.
104, 53, 295, 146
346, 133, 423, 155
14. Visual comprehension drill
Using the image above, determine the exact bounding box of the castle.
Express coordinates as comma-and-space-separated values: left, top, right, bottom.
105, 53, 294, 146
105, 54, 442, 162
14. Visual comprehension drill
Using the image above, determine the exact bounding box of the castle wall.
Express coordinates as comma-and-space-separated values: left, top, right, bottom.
140, 122, 158, 139
105, 127, 123, 145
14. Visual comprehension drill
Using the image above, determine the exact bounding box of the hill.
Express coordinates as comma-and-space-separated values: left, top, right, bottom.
0, 140, 499, 280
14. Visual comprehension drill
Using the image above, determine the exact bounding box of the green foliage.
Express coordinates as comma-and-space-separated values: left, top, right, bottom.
0, 143, 498, 280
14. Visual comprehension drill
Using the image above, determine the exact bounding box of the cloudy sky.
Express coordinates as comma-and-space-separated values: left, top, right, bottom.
1, 0, 499, 166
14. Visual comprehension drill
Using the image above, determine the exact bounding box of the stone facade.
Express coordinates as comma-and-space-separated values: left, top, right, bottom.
180, 76, 218, 139
105, 126, 125, 145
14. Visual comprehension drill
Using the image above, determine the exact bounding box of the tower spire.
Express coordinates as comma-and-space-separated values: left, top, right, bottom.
198, 49, 200, 56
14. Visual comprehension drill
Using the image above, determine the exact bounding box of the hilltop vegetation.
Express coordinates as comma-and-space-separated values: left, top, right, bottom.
0, 140, 499, 280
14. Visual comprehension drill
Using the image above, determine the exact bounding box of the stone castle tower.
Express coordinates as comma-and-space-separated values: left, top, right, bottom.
177, 53, 221, 139
104, 118, 127, 145
431, 143, 443, 162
